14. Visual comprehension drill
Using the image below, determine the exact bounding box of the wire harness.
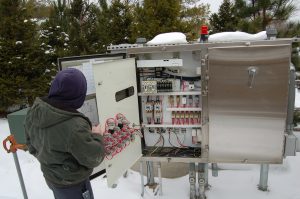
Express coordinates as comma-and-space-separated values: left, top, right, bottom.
103, 113, 142, 160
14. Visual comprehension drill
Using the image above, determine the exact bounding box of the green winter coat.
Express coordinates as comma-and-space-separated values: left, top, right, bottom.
24, 98, 105, 186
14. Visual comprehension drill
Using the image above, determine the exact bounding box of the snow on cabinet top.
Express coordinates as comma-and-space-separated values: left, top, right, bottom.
147, 32, 188, 45
208, 31, 267, 42
146, 31, 267, 45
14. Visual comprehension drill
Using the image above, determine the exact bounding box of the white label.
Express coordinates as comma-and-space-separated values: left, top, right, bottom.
192, 129, 197, 137
196, 129, 202, 142
182, 96, 187, 105
196, 67, 201, 75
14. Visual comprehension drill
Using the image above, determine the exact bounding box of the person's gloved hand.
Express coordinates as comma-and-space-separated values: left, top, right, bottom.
92, 124, 104, 136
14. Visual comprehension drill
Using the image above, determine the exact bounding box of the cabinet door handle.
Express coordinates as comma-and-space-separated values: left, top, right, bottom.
248, 67, 258, 88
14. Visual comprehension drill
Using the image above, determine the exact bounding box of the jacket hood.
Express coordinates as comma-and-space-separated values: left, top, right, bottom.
26, 98, 84, 129
48, 68, 87, 110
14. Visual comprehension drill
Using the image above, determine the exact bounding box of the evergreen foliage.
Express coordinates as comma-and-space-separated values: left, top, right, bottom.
67, 0, 99, 55
294, 111, 300, 127
131, 0, 184, 41
39, 0, 71, 71
107, 0, 134, 44
0, 0, 55, 113
209, 0, 238, 33
180, 0, 210, 40
278, 22, 300, 38
234, 0, 296, 32
92, 0, 111, 52
47, 0, 69, 29
24, 0, 51, 19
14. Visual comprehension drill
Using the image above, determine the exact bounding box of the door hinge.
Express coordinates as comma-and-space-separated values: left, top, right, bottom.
202, 117, 209, 125
201, 59, 207, 67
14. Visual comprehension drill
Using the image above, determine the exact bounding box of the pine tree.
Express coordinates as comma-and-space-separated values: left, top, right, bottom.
41, 0, 103, 55
40, 0, 71, 64
180, 1, 210, 40
235, 0, 296, 32
106, 0, 134, 44
131, 0, 183, 41
67, 0, 99, 55
0, 0, 55, 113
25, 0, 51, 20
209, 0, 238, 33
93, 0, 111, 53
47, 0, 70, 30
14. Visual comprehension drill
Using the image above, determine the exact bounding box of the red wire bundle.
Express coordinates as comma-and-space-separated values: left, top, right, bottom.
103, 113, 142, 160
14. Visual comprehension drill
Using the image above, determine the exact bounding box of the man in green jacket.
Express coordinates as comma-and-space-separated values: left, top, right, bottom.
25, 68, 105, 199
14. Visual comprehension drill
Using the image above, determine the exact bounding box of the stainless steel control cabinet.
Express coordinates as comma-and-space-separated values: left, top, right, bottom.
90, 39, 294, 186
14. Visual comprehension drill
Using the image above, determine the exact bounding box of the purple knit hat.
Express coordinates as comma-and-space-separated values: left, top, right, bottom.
48, 68, 87, 109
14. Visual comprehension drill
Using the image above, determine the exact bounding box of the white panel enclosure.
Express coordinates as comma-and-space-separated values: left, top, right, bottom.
93, 58, 142, 187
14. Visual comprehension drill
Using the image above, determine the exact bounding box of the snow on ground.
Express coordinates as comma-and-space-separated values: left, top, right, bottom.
1, 118, 300, 199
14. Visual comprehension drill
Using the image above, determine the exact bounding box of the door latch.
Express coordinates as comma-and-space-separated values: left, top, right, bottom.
247, 66, 258, 88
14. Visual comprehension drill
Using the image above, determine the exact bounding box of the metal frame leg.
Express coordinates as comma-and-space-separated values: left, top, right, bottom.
197, 163, 206, 199
13, 152, 28, 199
146, 161, 155, 185
199, 163, 209, 189
211, 163, 218, 177
189, 163, 197, 199
123, 170, 128, 178
140, 161, 144, 197
204, 163, 209, 189
258, 164, 269, 191
157, 162, 162, 196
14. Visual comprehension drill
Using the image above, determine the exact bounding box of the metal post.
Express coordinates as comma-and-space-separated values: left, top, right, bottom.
211, 163, 218, 177
146, 161, 155, 185
284, 66, 298, 156
189, 163, 196, 199
157, 162, 162, 196
197, 163, 206, 199
13, 152, 28, 199
258, 164, 269, 191
286, 66, 296, 134
140, 161, 144, 197
123, 170, 128, 178
198, 163, 209, 189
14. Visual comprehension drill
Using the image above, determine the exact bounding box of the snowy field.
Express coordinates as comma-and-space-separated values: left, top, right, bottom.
1, 118, 300, 199
1, 89, 300, 199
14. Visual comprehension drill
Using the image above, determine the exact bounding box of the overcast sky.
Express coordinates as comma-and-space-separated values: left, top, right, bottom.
202, 0, 300, 22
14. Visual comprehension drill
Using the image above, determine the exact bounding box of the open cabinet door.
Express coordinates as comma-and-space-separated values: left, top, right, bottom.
208, 44, 290, 164
92, 58, 142, 187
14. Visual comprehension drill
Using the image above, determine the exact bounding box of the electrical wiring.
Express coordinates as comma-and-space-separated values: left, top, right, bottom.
103, 113, 142, 160
104, 118, 116, 131
144, 147, 201, 157
182, 131, 186, 144
150, 130, 165, 156
168, 130, 177, 147
162, 72, 201, 81
174, 131, 188, 148
139, 67, 204, 158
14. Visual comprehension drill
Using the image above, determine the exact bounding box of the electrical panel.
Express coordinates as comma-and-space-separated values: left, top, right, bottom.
136, 51, 203, 159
